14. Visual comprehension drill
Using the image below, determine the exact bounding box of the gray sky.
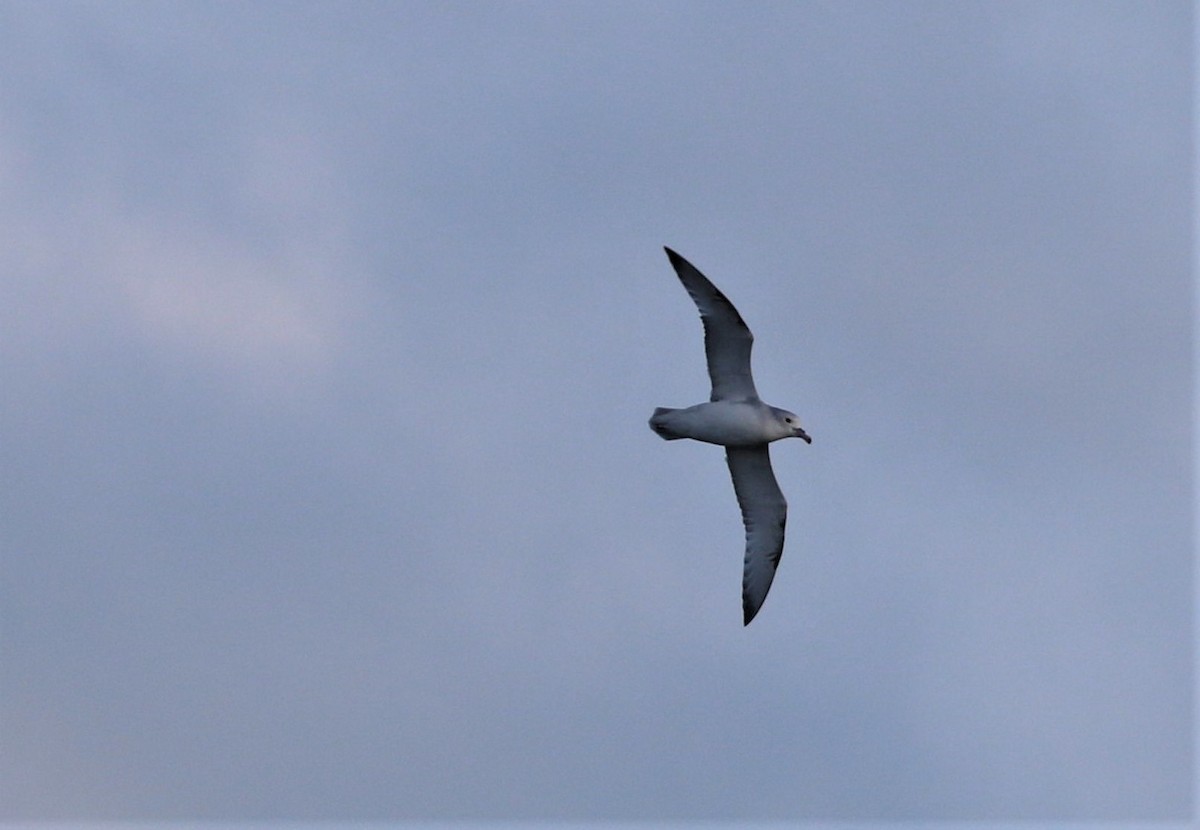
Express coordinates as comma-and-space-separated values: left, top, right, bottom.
0, 1, 1192, 821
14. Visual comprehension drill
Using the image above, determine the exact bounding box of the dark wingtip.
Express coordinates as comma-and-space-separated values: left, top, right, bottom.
743, 602, 758, 626
664, 246, 684, 266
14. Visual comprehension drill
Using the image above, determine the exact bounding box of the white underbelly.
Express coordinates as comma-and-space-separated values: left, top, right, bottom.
674, 401, 775, 446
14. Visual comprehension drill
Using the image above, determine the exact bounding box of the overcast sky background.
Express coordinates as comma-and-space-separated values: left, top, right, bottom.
0, 1, 1193, 822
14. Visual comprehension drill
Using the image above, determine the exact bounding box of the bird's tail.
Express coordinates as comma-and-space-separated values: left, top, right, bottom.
649, 407, 686, 440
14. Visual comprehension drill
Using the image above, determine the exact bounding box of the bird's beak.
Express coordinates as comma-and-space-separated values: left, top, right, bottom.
795, 427, 812, 444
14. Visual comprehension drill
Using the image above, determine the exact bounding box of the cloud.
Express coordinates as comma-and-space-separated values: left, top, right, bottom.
110, 215, 339, 372
0, 94, 360, 392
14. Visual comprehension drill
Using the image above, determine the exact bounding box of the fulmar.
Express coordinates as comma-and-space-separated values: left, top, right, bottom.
649, 248, 811, 625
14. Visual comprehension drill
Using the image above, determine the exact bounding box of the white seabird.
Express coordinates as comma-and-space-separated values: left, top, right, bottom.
649, 248, 811, 625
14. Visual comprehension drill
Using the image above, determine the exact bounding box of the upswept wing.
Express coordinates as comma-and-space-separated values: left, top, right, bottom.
725, 445, 787, 625
664, 248, 759, 402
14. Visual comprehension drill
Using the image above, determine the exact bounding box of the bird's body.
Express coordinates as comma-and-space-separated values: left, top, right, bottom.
650, 401, 801, 447
649, 247, 810, 625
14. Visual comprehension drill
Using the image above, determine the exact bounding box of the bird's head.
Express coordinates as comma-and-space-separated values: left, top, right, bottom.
772, 408, 812, 444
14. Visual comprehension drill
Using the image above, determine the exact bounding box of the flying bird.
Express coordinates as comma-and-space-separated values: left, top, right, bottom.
649, 248, 811, 625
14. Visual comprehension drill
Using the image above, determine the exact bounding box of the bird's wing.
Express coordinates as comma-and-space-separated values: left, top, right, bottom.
725, 445, 787, 625
664, 248, 759, 402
